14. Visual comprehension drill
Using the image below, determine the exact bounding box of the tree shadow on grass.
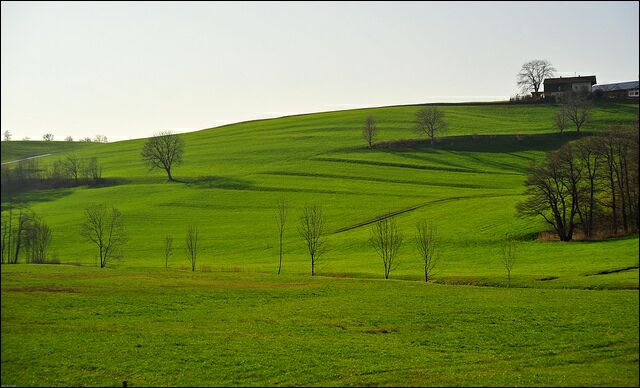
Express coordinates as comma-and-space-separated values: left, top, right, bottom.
344, 132, 594, 154
176, 175, 256, 190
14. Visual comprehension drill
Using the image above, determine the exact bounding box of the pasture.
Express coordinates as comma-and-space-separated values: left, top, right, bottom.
1, 101, 639, 386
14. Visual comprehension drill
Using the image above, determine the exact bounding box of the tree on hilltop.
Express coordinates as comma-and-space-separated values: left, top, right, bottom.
517, 59, 555, 95
362, 115, 377, 149
141, 131, 184, 181
415, 107, 447, 144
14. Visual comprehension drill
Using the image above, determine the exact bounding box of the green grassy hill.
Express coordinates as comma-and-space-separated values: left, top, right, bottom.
1, 101, 639, 386
3, 102, 638, 288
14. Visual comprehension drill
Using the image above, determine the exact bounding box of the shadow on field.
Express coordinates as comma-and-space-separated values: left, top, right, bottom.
333, 132, 591, 155
371, 132, 592, 153
179, 175, 255, 190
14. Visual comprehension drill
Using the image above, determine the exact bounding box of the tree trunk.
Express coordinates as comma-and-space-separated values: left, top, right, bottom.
277, 230, 283, 275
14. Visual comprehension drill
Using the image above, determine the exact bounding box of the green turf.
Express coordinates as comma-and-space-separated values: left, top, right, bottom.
1, 101, 639, 386
0, 140, 100, 163
2, 102, 637, 287
1, 265, 638, 387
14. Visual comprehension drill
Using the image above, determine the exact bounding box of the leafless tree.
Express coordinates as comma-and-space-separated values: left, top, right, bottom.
185, 225, 198, 272
8, 208, 32, 264
516, 59, 555, 95
562, 95, 591, 133
415, 107, 447, 144
362, 115, 377, 149
415, 219, 438, 283
1, 216, 8, 264
517, 144, 582, 241
574, 137, 602, 237
82, 157, 102, 181
502, 237, 516, 288
65, 136, 74, 142
3, 130, 11, 141
141, 131, 184, 181
298, 204, 326, 276
80, 204, 128, 268
599, 127, 639, 233
275, 198, 287, 274
63, 153, 82, 184
94, 134, 108, 143
370, 214, 403, 279
81, 137, 92, 142
164, 236, 173, 269
554, 107, 568, 133
42, 133, 54, 141
24, 215, 52, 264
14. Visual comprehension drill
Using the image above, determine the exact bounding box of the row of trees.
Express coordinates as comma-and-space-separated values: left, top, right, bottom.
1, 131, 108, 143
1, 154, 103, 195
1, 199, 520, 287
362, 107, 447, 149
1, 205, 53, 264
518, 127, 639, 241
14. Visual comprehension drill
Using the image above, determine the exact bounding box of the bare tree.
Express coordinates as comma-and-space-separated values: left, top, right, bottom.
24, 215, 52, 264
275, 198, 287, 274
554, 107, 568, 133
563, 95, 591, 133
517, 144, 582, 241
80, 204, 128, 268
164, 236, 173, 269
415, 107, 447, 144
94, 134, 108, 143
298, 204, 326, 276
63, 153, 82, 184
362, 115, 377, 149
9, 208, 32, 264
415, 219, 438, 283
141, 131, 184, 181
42, 133, 54, 141
502, 237, 517, 288
65, 136, 74, 142
1, 216, 8, 264
3, 130, 11, 141
369, 214, 403, 279
516, 59, 555, 95
82, 157, 102, 181
185, 225, 198, 272
575, 136, 602, 238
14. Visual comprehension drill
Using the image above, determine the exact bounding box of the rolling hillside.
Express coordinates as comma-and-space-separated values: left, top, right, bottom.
2, 101, 639, 387
2, 102, 638, 288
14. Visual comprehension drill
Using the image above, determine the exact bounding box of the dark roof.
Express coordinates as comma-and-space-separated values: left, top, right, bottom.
544, 76, 597, 85
592, 81, 639, 92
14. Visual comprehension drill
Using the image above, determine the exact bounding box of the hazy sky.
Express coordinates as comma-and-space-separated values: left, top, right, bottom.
1, 1, 638, 141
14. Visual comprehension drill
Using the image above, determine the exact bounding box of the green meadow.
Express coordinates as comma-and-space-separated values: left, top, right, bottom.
1, 102, 639, 386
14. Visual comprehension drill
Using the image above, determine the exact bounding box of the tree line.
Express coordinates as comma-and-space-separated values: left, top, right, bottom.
2, 130, 108, 143
518, 126, 639, 241
1, 154, 103, 196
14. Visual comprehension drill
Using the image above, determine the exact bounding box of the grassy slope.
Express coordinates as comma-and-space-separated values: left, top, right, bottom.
4, 102, 638, 288
1, 265, 638, 387
0, 141, 101, 163
1, 102, 639, 386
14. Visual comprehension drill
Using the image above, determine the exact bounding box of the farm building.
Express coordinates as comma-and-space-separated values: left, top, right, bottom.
543, 75, 597, 99
592, 81, 639, 98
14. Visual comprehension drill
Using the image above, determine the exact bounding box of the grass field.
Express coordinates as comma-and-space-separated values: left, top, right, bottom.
1, 101, 639, 386
1, 265, 638, 387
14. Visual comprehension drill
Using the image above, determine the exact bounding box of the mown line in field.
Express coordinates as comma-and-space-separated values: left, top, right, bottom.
1, 153, 52, 165
332, 193, 520, 234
